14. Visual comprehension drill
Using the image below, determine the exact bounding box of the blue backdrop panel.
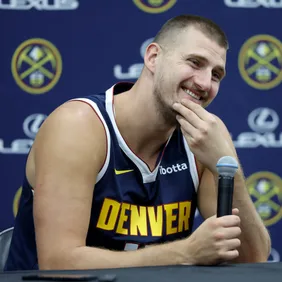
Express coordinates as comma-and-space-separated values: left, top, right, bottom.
0, 0, 281, 262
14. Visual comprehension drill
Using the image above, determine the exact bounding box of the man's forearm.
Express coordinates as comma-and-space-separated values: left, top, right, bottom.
232, 169, 271, 262
41, 239, 187, 270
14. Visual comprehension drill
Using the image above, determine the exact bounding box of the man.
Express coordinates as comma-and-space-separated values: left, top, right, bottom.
5, 15, 270, 271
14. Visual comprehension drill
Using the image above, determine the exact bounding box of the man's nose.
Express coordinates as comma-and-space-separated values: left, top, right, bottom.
193, 70, 212, 92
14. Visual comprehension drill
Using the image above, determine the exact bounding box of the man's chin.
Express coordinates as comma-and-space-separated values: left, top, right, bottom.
202, 101, 211, 108
161, 109, 178, 127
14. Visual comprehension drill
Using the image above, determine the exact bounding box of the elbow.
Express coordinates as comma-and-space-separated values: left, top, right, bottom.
261, 232, 272, 262
243, 233, 272, 263
38, 257, 71, 271
234, 232, 272, 264
38, 247, 80, 270
246, 251, 270, 263
250, 225, 272, 263
256, 229, 272, 262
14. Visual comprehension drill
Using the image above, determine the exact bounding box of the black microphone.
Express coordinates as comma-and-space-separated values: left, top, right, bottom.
216, 156, 238, 217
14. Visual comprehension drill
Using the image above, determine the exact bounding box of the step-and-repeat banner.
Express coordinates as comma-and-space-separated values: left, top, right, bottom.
0, 0, 281, 262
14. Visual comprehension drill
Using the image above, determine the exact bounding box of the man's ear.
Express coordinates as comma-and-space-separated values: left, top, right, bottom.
144, 43, 161, 74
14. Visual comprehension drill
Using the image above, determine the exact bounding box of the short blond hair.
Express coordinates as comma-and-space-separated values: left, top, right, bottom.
153, 14, 229, 50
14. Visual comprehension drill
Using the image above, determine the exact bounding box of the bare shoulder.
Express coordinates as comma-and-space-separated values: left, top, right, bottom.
41, 99, 105, 132
27, 100, 107, 189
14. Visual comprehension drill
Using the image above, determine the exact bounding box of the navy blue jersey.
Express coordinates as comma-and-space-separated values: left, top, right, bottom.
5, 83, 199, 271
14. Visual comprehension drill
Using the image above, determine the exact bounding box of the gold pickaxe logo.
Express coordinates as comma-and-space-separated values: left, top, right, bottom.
11, 38, 62, 94
247, 171, 282, 226
133, 0, 177, 14
238, 35, 282, 90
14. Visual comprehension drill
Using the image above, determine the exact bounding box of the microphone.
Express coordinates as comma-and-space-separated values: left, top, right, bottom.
216, 156, 238, 217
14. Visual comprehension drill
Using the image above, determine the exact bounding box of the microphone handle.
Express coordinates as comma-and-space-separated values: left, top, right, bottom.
217, 175, 234, 217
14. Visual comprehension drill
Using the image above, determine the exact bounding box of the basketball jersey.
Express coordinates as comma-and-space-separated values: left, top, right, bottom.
5, 82, 199, 271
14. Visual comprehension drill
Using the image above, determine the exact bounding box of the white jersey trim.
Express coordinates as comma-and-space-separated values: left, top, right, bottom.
183, 136, 199, 192
105, 86, 161, 184
0, 227, 14, 236
71, 98, 111, 184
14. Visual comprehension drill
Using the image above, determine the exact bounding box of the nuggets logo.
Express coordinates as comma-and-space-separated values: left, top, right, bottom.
11, 38, 62, 94
13, 187, 22, 217
247, 171, 282, 226
238, 35, 282, 90
133, 0, 177, 13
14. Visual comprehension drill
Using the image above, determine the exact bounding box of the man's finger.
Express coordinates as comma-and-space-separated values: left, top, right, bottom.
176, 115, 198, 137
180, 99, 211, 121
232, 208, 239, 216
173, 103, 204, 129
222, 249, 239, 261
222, 227, 242, 240
219, 215, 241, 227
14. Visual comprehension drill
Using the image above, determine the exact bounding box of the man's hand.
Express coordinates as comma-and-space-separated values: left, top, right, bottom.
183, 209, 241, 265
173, 99, 235, 174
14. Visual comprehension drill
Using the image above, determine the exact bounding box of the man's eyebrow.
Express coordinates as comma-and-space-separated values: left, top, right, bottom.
188, 54, 226, 78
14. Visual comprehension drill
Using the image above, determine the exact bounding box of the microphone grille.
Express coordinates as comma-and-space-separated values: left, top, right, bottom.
216, 156, 238, 177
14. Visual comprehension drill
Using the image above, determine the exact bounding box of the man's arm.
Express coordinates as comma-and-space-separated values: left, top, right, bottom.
197, 118, 271, 263
173, 99, 271, 263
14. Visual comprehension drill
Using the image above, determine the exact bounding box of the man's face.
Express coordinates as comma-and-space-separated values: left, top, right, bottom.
152, 26, 227, 119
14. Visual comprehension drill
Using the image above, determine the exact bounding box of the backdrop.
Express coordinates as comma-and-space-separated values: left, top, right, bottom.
0, 0, 282, 262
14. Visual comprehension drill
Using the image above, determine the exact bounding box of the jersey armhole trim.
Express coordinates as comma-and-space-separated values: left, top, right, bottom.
70, 98, 111, 184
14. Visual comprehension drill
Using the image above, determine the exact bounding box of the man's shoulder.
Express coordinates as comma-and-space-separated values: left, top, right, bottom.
38, 100, 107, 144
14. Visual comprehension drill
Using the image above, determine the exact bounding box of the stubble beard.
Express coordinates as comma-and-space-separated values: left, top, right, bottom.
153, 82, 178, 128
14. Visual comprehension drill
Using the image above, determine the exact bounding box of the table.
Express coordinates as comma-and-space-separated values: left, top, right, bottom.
1, 263, 282, 282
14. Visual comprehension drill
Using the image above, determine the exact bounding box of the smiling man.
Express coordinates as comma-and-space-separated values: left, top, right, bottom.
5, 15, 270, 271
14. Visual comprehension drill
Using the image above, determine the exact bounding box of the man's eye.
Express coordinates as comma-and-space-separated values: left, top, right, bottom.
212, 72, 221, 81
189, 59, 200, 66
